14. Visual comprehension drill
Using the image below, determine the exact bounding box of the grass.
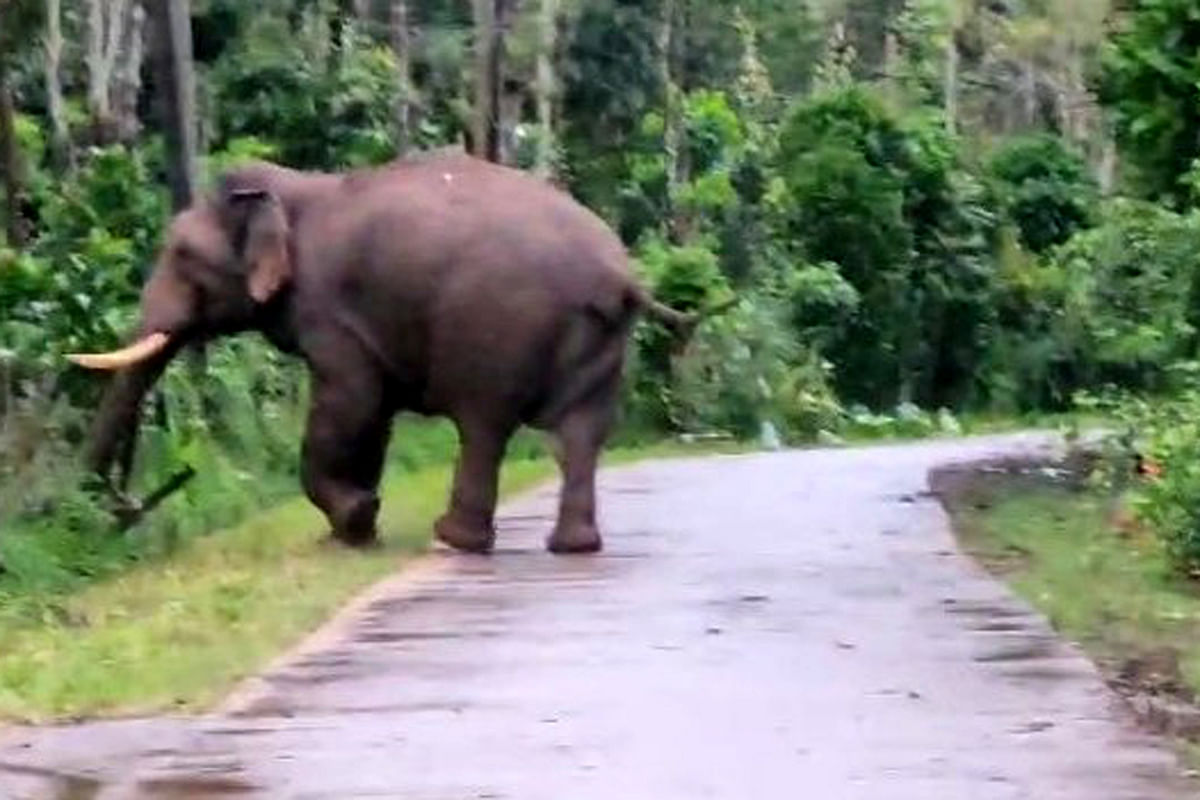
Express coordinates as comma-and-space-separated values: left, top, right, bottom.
0, 438, 730, 722
944, 472, 1200, 705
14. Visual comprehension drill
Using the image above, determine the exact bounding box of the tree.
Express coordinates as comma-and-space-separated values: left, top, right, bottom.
533, 0, 559, 178
657, 0, 683, 238
148, 0, 199, 210
0, 0, 42, 248
1099, 0, 1200, 204
44, 0, 72, 169
390, 0, 414, 154
472, 0, 520, 162
0, 67, 26, 248
778, 85, 993, 408
85, 0, 147, 144
987, 134, 1097, 254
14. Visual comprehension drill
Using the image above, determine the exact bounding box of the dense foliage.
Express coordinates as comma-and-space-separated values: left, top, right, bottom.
6, 0, 1200, 577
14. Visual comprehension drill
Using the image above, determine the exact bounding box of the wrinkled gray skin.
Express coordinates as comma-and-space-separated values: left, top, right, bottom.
84, 150, 689, 554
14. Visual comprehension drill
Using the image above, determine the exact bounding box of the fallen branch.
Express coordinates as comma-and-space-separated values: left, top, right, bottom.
112, 465, 196, 532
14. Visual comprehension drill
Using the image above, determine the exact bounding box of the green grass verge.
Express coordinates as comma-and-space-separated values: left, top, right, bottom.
946, 476, 1200, 704
0, 440, 729, 722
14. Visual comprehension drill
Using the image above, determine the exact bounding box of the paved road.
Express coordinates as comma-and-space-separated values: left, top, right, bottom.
1, 434, 1194, 799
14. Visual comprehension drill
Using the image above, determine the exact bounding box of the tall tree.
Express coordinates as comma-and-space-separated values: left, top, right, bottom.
533, 0, 558, 177
85, 0, 146, 143
0, 63, 26, 248
1098, 0, 1196, 203
148, 0, 198, 211
473, 0, 525, 163
657, 0, 685, 240
472, 0, 503, 161
44, 0, 72, 169
390, 0, 414, 154
0, 0, 42, 249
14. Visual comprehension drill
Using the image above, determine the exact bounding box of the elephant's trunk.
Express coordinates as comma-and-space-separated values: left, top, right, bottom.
75, 267, 195, 484
84, 348, 174, 484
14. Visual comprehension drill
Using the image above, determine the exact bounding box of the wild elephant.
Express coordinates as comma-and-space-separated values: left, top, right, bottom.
67, 149, 692, 555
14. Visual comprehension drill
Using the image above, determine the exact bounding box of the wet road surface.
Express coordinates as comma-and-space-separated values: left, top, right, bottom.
1, 433, 1195, 799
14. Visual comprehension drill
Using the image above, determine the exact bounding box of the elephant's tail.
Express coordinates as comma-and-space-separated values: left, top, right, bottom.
628, 283, 737, 334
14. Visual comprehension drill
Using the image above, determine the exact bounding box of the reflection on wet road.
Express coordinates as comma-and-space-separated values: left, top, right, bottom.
1, 434, 1193, 798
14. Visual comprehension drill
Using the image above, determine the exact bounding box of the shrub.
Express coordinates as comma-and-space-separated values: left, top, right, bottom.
670, 293, 843, 441
1053, 199, 1200, 393
987, 134, 1098, 254
1086, 372, 1200, 577
622, 239, 733, 431
212, 30, 401, 170
777, 85, 996, 410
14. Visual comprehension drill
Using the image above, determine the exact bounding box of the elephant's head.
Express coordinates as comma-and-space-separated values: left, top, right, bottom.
67, 176, 294, 485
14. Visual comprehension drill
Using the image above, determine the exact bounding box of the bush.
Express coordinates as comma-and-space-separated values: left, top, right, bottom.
987, 134, 1098, 254
1086, 372, 1200, 577
785, 261, 860, 350
212, 30, 401, 170
1053, 199, 1200, 392
777, 86, 996, 410
670, 293, 844, 441
622, 239, 732, 431
1, 145, 166, 409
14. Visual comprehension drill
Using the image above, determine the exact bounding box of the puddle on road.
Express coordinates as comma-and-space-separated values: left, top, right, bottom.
353, 629, 504, 644
0, 761, 104, 800
969, 620, 1029, 633
973, 638, 1058, 664
132, 774, 261, 798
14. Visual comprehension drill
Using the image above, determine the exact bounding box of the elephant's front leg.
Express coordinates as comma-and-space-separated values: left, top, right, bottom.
434, 420, 512, 554
301, 374, 391, 547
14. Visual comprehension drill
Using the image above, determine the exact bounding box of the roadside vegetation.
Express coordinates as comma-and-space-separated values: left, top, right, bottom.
4, 0, 1200, 717
937, 458, 1200, 759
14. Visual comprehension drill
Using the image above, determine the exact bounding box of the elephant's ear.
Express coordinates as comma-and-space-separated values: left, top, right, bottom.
231, 189, 292, 304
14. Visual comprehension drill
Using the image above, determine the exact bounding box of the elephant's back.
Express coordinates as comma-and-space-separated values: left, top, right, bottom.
295, 153, 638, 413
332, 153, 637, 317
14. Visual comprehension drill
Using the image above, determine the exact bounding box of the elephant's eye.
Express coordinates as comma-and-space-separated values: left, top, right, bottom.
174, 245, 209, 278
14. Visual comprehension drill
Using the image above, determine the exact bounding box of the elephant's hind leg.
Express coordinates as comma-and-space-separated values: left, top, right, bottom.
301, 373, 391, 547
547, 370, 621, 555
435, 419, 512, 554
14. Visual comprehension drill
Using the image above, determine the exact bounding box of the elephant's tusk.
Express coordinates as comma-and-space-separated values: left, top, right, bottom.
66, 332, 171, 371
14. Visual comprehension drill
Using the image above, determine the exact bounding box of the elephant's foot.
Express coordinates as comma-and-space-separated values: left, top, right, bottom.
547, 522, 603, 555
434, 512, 496, 554
330, 495, 380, 548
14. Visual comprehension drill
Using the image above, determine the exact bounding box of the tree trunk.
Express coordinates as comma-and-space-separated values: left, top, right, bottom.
44, 0, 72, 169
1098, 132, 1117, 196
471, 0, 520, 163
85, 0, 148, 146
883, 23, 899, 103
533, 0, 557, 178
471, 0, 504, 162
331, 0, 356, 72
86, 0, 133, 144
471, 0, 492, 159
114, 2, 146, 144
498, 78, 522, 165
943, 30, 959, 135
658, 0, 689, 242
1022, 58, 1037, 130
1066, 46, 1088, 143
390, 0, 413, 154
0, 61, 28, 249
148, 0, 198, 211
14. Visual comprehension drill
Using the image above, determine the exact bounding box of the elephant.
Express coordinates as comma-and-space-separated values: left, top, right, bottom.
67, 149, 693, 555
